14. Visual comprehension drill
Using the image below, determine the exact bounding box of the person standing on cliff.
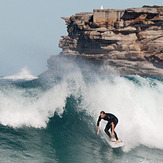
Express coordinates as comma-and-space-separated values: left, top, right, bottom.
97, 111, 120, 144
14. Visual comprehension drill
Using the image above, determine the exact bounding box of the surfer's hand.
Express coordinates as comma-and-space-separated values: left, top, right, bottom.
97, 130, 99, 135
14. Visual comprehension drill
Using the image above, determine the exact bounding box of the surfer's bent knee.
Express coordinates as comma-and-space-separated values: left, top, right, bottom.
104, 128, 107, 133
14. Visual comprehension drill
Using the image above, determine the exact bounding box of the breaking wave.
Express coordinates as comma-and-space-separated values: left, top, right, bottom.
0, 61, 163, 153
1, 67, 38, 81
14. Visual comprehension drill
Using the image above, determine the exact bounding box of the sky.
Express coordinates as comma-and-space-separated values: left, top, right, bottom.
0, 0, 163, 76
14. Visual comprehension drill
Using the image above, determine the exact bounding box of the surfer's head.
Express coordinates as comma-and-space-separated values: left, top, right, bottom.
100, 111, 106, 118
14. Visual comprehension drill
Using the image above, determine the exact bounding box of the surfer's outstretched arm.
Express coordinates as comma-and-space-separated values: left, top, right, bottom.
97, 116, 101, 135
97, 126, 99, 135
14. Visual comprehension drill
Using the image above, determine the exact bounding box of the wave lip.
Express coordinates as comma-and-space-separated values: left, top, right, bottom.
0, 67, 38, 81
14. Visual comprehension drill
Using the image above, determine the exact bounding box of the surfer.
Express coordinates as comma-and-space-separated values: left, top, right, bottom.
97, 111, 120, 144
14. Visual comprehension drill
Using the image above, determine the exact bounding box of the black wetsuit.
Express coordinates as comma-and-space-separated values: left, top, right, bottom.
97, 113, 119, 140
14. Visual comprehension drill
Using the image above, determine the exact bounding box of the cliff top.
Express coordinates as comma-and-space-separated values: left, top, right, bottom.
59, 6, 163, 77
142, 5, 163, 8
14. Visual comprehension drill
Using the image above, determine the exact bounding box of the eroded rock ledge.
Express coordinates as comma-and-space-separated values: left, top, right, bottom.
58, 7, 163, 76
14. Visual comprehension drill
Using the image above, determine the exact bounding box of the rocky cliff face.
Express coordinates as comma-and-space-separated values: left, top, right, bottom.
58, 7, 163, 76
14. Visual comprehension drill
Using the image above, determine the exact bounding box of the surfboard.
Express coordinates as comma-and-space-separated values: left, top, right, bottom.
102, 134, 124, 148
108, 139, 124, 148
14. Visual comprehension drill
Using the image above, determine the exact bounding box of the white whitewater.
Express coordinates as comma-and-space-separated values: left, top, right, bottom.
1, 67, 38, 81
0, 64, 163, 152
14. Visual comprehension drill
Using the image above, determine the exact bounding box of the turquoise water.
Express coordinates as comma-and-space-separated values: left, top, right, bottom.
0, 63, 163, 163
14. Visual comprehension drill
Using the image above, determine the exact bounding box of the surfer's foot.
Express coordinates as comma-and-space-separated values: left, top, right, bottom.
115, 140, 120, 144
110, 138, 114, 142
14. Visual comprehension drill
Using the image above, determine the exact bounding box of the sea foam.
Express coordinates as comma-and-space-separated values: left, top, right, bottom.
1, 67, 38, 81
0, 63, 163, 152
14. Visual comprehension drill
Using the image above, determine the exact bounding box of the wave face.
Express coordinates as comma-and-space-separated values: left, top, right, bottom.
0, 60, 163, 162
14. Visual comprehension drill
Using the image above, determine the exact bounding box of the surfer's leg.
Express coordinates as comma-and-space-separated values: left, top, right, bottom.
114, 131, 118, 140
111, 120, 119, 140
104, 123, 111, 138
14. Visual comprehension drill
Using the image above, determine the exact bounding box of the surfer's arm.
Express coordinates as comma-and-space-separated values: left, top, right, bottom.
111, 122, 115, 136
97, 116, 101, 135
97, 116, 101, 126
97, 126, 100, 135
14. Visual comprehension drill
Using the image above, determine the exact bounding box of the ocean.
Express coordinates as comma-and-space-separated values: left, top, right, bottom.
0, 62, 163, 163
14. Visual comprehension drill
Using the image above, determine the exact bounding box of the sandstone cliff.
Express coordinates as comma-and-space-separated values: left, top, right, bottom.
57, 7, 163, 76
